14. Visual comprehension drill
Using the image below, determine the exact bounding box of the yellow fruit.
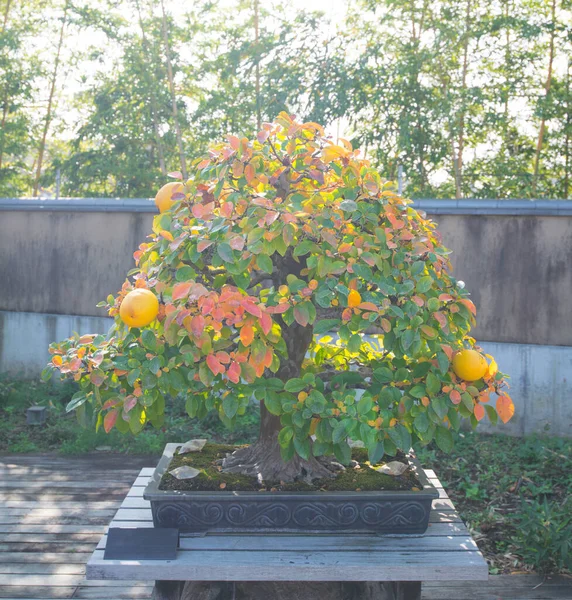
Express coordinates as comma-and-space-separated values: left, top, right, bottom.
452, 349, 488, 381
119, 289, 159, 328
154, 182, 183, 213
348, 289, 362, 308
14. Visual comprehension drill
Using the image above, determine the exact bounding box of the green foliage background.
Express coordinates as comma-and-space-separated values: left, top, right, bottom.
1, 0, 571, 199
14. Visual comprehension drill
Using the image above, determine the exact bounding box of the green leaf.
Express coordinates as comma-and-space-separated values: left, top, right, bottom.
426, 372, 441, 395
293, 436, 311, 460
314, 319, 340, 334
264, 391, 282, 416
256, 253, 273, 274
432, 396, 449, 420
333, 441, 352, 465
367, 441, 385, 465
217, 242, 234, 263
348, 333, 362, 353
278, 426, 294, 447
401, 329, 415, 352
414, 412, 430, 433
222, 396, 238, 419
435, 426, 454, 453
416, 276, 433, 293
141, 330, 157, 352
485, 404, 498, 425
332, 420, 348, 444
437, 352, 450, 374
409, 385, 426, 399
284, 378, 306, 393
373, 367, 393, 383
339, 199, 358, 212
66, 392, 88, 413
293, 240, 313, 257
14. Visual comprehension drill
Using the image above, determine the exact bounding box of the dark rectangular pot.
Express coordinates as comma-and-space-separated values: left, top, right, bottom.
143, 443, 439, 535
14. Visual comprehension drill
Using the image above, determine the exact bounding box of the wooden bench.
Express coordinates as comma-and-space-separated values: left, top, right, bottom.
86, 467, 488, 600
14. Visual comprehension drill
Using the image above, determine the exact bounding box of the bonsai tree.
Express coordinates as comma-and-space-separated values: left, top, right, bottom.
45, 113, 513, 483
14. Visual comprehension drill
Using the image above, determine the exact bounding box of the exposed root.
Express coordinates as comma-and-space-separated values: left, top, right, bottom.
221, 437, 337, 484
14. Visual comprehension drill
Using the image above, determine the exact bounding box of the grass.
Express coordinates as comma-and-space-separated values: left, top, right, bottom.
1, 374, 570, 574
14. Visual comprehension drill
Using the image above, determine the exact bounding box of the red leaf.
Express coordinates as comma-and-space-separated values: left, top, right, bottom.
227, 361, 241, 383
433, 311, 447, 329
267, 303, 290, 314
496, 394, 515, 423
172, 282, 192, 301
358, 302, 378, 311
381, 318, 392, 333
168, 171, 183, 179
474, 403, 485, 421
257, 130, 269, 143
259, 312, 272, 335
293, 305, 309, 326
188, 283, 209, 302
206, 354, 223, 375
123, 396, 137, 413
441, 344, 454, 360
240, 322, 254, 347
197, 240, 214, 252
170, 192, 186, 200
227, 135, 240, 150
192, 204, 205, 219
243, 300, 262, 318
104, 409, 118, 433
439, 294, 453, 302
450, 390, 462, 404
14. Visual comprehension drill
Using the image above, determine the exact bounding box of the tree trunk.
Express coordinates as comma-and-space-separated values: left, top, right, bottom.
33, 1, 68, 197
2, 0, 11, 33
134, 0, 167, 176
253, 0, 261, 130
564, 61, 570, 199
532, 0, 556, 196
455, 0, 472, 199
159, 0, 187, 180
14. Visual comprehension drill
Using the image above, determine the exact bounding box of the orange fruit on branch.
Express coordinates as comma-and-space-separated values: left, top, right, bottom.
154, 182, 184, 213
119, 289, 159, 328
348, 289, 362, 307
452, 349, 488, 381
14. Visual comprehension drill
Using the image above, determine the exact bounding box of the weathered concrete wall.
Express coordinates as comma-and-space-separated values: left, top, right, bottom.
435, 215, 572, 346
1, 310, 570, 438
0, 210, 153, 317
0, 201, 571, 345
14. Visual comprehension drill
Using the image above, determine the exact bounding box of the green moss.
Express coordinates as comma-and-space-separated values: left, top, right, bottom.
158, 443, 420, 492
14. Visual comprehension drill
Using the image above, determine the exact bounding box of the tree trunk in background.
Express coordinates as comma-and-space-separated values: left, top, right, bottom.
159, 0, 187, 180
33, 1, 68, 197
254, 0, 261, 130
134, 0, 166, 176
565, 61, 570, 199
0, 0, 13, 171
532, 0, 556, 196
2, 0, 11, 32
455, 0, 471, 199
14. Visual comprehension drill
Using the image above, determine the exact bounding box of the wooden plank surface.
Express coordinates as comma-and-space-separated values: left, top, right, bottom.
2, 455, 571, 600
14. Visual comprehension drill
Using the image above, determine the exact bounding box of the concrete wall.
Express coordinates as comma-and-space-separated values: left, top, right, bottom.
1, 310, 570, 438
1, 199, 571, 345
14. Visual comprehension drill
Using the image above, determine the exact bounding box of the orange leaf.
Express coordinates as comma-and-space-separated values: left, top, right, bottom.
172, 282, 192, 301
450, 390, 461, 404
227, 361, 241, 384
227, 134, 240, 150
441, 344, 453, 360
52, 355, 63, 367
358, 302, 378, 311
159, 230, 174, 242
474, 403, 485, 421
190, 315, 205, 337
381, 318, 392, 333
104, 409, 118, 433
496, 394, 515, 423
438, 294, 453, 302
460, 298, 477, 316
243, 299, 262, 318
240, 322, 254, 347
420, 325, 438, 339
267, 303, 290, 314
433, 311, 447, 329
421, 396, 430, 407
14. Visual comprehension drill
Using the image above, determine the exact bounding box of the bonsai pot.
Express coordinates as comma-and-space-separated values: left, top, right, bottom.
143, 443, 439, 535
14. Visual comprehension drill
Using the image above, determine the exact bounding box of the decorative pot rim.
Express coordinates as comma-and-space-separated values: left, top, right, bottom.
143, 442, 439, 501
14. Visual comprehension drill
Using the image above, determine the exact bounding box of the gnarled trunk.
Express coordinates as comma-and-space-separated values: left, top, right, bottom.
222, 318, 334, 483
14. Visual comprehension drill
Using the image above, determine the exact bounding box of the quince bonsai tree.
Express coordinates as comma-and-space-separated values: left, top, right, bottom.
45, 113, 513, 483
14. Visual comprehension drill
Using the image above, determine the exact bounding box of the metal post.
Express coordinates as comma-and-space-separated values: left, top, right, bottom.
55, 169, 61, 199
397, 165, 403, 195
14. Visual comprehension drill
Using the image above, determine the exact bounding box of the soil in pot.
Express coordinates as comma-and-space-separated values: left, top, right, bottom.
158, 443, 422, 493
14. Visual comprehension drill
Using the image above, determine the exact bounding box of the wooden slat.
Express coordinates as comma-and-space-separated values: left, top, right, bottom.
0, 563, 86, 574
87, 548, 489, 582
95, 531, 478, 552
0, 552, 93, 564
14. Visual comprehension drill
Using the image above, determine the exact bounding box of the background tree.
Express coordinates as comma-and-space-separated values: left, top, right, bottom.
45, 115, 513, 482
